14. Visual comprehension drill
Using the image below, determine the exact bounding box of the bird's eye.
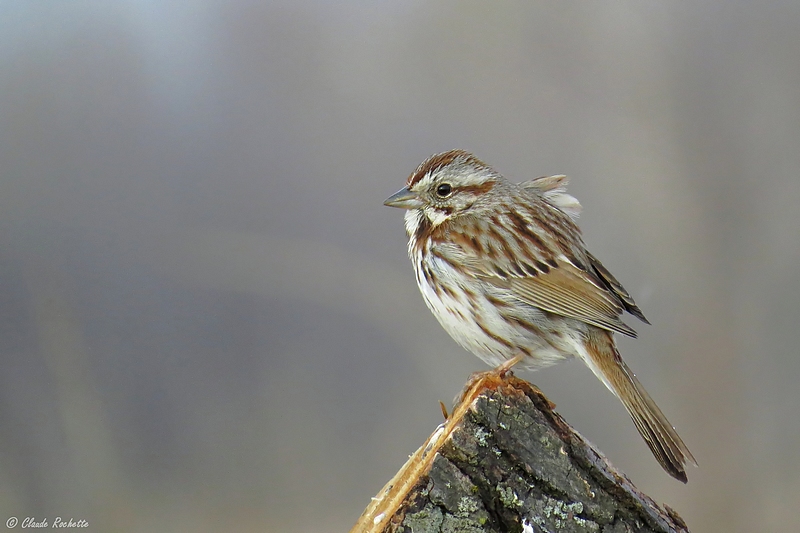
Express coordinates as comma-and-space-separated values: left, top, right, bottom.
436, 183, 452, 198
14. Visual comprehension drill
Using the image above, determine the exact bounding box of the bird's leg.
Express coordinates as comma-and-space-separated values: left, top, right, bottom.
494, 352, 525, 378
454, 353, 527, 407
466, 353, 525, 386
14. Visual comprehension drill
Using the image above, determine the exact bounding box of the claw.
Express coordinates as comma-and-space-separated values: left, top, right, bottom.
438, 400, 450, 420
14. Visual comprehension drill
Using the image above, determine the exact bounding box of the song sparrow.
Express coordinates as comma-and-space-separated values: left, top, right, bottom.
384, 149, 696, 482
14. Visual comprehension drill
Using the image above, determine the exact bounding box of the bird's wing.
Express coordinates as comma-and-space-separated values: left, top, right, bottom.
432, 204, 643, 338
497, 260, 639, 337
584, 251, 649, 324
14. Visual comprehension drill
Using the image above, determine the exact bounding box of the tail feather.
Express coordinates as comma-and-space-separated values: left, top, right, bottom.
620, 360, 697, 482
582, 330, 696, 482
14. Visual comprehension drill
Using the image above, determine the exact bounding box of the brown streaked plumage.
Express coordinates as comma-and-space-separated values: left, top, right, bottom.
385, 149, 696, 482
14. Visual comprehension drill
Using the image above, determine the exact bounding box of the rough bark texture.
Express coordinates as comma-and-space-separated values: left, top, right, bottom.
351, 373, 689, 533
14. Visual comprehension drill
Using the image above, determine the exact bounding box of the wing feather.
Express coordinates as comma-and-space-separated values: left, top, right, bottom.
500, 265, 639, 337
432, 198, 644, 338
585, 251, 649, 324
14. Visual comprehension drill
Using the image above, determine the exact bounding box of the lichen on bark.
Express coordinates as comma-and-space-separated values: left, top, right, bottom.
351, 374, 689, 533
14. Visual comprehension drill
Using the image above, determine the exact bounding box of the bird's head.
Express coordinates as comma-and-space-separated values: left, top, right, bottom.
384, 150, 504, 232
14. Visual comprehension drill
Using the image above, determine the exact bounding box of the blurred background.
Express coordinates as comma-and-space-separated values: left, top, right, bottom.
1, 2, 798, 532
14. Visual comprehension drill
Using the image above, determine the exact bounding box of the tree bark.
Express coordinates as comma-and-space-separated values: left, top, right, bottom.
351, 372, 689, 533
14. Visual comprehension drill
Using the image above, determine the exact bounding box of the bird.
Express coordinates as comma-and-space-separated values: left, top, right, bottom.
384, 149, 696, 482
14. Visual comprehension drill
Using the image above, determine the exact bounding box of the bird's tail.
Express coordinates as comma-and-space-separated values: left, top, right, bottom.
582, 330, 697, 482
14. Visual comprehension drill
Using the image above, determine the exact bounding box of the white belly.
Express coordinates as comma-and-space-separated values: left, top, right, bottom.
413, 250, 575, 371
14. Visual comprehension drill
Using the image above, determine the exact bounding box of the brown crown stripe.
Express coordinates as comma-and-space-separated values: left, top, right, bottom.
406, 150, 490, 187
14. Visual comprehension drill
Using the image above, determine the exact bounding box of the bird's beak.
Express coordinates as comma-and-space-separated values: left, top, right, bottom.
383, 187, 423, 209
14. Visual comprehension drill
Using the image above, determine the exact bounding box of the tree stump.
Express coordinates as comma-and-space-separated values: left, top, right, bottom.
350, 372, 689, 533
